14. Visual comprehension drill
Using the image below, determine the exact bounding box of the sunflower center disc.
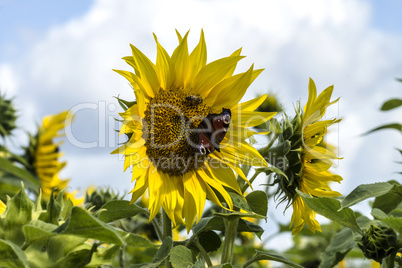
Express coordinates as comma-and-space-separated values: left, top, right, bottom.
143, 88, 210, 175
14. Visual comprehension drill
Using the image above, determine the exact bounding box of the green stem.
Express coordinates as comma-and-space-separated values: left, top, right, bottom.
193, 240, 213, 267
162, 209, 172, 268
220, 217, 239, 264
241, 169, 262, 194
151, 217, 163, 242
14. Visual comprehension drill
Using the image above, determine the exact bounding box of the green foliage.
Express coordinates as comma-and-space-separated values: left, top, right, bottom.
320, 228, 356, 268
381, 98, 402, 111
297, 190, 362, 234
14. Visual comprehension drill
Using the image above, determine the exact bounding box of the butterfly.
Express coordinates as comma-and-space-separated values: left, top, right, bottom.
196, 108, 231, 155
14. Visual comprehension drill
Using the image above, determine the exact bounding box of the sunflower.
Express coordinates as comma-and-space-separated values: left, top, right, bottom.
0, 199, 5, 214
29, 111, 83, 205
113, 30, 276, 231
270, 78, 342, 235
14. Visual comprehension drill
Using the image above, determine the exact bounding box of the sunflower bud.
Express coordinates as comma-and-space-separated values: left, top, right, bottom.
85, 187, 122, 211
0, 94, 17, 138
261, 108, 304, 208
357, 225, 398, 263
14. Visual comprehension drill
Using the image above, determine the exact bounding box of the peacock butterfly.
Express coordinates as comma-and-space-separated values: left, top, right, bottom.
196, 108, 231, 155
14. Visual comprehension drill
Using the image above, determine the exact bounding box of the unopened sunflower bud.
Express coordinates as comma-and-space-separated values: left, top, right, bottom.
357, 225, 398, 263
0, 94, 17, 138
85, 187, 122, 211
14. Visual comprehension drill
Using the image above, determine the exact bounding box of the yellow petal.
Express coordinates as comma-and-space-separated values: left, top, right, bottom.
188, 29, 207, 87
232, 94, 267, 112
171, 31, 190, 89
153, 33, 174, 90
184, 171, 206, 223
130, 44, 160, 98
193, 55, 245, 98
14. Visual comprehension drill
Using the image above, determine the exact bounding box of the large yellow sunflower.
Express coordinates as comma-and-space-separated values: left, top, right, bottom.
113, 30, 276, 231
272, 78, 342, 235
31, 111, 83, 205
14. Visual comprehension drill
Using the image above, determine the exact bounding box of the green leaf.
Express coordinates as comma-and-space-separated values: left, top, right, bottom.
169, 245, 194, 268
0, 239, 29, 268
0, 158, 40, 191
47, 235, 88, 262
54, 244, 97, 268
192, 216, 264, 239
246, 190, 268, 217
245, 250, 303, 268
238, 219, 264, 239
54, 206, 125, 245
228, 192, 252, 212
380, 98, 402, 111
320, 228, 356, 268
22, 220, 57, 247
5, 184, 34, 246
121, 232, 157, 248
296, 190, 362, 234
364, 123, 402, 135
142, 237, 173, 268
371, 208, 402, 234
341, 182, 393, 209
97, 200, 146, 223
372, 184, 402, 214
39, 190, 61, 225
198, 231, 221, 253
214, 212, 266, 221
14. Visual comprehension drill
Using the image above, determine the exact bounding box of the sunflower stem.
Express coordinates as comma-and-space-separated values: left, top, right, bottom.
162, 209, 172, 268
220, 217, 239, 264
193, 240, 213, 267
150, 216, 163, 242
241, 169, 262, 194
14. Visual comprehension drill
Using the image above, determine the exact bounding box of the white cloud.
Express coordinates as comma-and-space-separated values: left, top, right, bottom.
3, 0, 402, 242
0, 64, 18, 96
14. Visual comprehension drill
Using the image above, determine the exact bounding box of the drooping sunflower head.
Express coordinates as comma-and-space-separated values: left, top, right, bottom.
267, 78, 342, 235
0, 93, 17, 138
113, 30, 276, 231
25, 111, 83, 205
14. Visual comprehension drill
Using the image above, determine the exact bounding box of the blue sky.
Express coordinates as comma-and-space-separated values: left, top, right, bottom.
1, 0, 402, 248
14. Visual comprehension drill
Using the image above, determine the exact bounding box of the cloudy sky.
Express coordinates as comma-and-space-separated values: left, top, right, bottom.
1, 0, 402, 246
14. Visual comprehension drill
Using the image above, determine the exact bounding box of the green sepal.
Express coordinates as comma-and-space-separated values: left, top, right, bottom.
4, 183, 34, 246
114, 95, 137, 111
39, 189, 61, 225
